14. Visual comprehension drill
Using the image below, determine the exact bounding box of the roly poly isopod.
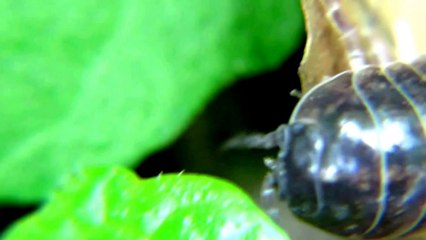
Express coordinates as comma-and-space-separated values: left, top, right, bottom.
262, 57, 426, 239
252, 1, 426, 239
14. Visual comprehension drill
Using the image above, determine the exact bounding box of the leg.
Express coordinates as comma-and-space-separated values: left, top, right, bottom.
261, 157, 289, 224
261, 170, 281, 221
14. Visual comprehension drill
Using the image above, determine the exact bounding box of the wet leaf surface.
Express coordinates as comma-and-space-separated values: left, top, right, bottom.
2, 166, 290, 240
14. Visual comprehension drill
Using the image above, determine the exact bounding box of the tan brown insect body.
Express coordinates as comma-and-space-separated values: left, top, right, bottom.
259, 1, 426, 239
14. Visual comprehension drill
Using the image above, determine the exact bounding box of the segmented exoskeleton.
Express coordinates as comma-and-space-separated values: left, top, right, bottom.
252, 0, 426, 239
263, 56, 426, 239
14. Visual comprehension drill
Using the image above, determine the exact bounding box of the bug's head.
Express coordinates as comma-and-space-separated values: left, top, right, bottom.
271, 121, 326, 218
223, 122, 326, 218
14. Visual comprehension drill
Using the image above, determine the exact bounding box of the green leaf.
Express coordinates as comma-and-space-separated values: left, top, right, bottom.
0, 0, 303, 203
2, 166, 290, 240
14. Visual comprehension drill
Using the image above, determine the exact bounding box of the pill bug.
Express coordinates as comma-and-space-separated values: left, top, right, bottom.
262, 56, 426, 239
247, 1, 426, 239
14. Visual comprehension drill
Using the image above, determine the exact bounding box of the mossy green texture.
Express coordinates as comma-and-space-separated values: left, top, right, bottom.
2, 166, 290, 240
0, 0, 303, 203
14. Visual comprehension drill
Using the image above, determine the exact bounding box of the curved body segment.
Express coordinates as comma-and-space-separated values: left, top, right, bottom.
268, 56, 426, 239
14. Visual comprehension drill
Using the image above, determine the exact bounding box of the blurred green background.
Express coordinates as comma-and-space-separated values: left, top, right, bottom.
0, 0, 317, 238
137, 47, 303, 200
1, 45, 306, 232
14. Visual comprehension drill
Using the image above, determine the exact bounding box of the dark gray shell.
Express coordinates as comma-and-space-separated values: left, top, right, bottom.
271, 56, 426, 239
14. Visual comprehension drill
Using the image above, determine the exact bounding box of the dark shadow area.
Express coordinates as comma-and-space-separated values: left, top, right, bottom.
0, 205, 36, 233
136, 41, 304, 199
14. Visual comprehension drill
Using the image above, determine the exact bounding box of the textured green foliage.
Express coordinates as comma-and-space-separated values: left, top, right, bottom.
0, 0, 303, 203
2, 166, 290, 240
